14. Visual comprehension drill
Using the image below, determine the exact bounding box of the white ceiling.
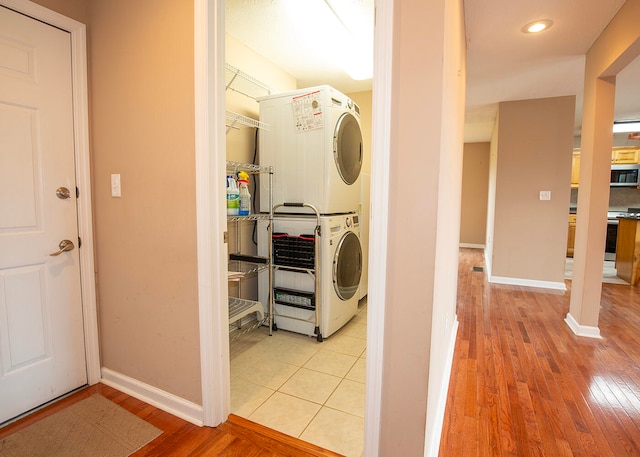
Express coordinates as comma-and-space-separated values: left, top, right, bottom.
225, 0, 374, 94
225, 0, 640, 143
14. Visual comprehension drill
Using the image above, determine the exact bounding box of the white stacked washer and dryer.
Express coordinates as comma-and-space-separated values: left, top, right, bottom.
257, 85, 364, 340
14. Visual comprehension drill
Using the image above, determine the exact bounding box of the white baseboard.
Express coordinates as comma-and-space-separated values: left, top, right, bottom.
489, 275, 567, 291
459, 243, 484, 249
424, 317, 459, 457
564, 313, 602, 339
101, 367, 204, 426
483, 248, 491, 277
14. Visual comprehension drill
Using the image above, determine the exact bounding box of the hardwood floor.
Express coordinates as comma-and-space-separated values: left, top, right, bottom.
8, 248, 640, 456
439, 248, 640, 456
0, 383, 343, 456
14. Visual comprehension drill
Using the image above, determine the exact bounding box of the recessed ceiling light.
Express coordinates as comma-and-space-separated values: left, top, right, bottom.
521, 19, 553, 34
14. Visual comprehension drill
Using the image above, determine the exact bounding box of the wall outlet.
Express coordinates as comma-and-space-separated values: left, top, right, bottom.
539, 190, 551, 200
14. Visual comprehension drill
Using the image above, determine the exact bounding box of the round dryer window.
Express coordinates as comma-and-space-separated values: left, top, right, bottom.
333, 112, 363, 185
333, 231, 363, 300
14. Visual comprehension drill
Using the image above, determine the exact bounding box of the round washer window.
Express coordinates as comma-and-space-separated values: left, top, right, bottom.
333, 231, 362, 300
333, 113, 363, 185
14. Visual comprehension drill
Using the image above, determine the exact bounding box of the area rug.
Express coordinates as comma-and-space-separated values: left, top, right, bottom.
0, 394, 162, 457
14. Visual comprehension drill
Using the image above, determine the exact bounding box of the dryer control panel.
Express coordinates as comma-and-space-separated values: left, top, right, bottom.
345, 215, 359, 229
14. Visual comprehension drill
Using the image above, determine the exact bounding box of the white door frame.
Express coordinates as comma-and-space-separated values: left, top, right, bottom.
194, 1, 392, 453
194, 0, 230, 426
0, 0, 100, 385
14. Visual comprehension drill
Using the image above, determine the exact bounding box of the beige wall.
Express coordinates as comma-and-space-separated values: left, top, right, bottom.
88, 0, 201, 403
570, 0, 640, 328
485, 119, 500, 273
489, 96, 575, 284
379, 0, 465, 453
460, 142, 490, 246
32, 0, 202, 404
426, 0, 466, 449
33, 0, 87, 23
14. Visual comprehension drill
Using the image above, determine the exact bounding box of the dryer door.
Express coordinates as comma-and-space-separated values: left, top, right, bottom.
333, 112, 363, 185
333, 231, 362, 300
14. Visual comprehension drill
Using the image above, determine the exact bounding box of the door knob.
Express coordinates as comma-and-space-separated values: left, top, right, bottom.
56, 187, 71, 199
50, 239, 75, 256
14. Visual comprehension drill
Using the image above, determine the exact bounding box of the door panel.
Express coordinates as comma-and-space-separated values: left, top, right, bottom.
0, 105, 40, 229
0, 265, 50, 371
0, 5, 86, 423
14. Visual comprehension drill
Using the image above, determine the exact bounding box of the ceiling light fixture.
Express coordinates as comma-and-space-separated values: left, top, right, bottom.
521, 19, 553, 34
613, 121, 640, 133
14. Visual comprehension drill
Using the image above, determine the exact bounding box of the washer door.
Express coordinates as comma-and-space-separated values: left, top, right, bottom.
333, 112, 363, 185
333, 231, 362, 300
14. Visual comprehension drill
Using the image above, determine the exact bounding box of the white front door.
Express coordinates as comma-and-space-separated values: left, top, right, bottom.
0, 5, 87, 423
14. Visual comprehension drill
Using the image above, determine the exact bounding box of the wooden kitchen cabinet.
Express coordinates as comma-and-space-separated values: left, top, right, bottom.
571, 149, 580, 187
611, 146, 640, 164
616, 216, 640, 285
567, 213, 577, 257
572, 146, 640, 170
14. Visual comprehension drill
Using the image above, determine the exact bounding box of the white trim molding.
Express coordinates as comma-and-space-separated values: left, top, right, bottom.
363, 0, 393, 454
101, 368, 204, 426
489, 276, 567, 291
459, 243, 485, 249
424, 317, 459, 457
1, 0, 100, 385
483, 247, 492, 277
565, 313, 602, 339
194, 0, 229, 427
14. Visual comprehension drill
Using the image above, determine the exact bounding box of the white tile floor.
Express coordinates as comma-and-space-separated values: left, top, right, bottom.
230, 300, 367, 457
564, 257, 629, 284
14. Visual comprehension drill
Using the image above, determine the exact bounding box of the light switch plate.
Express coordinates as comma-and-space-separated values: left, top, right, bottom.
111, 174, 121, 197
539, 190, 551, 200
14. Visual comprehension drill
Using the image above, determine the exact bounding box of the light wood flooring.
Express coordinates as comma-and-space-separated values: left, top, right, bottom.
440, 248, 640, 456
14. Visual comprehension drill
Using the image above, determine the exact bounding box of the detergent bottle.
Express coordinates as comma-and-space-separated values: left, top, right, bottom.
226, 175, 239, 215
237, 171, 251, 216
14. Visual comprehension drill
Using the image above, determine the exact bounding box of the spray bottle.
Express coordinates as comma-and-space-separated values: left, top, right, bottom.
237, 171, 251, 216
226, 175, 239, 215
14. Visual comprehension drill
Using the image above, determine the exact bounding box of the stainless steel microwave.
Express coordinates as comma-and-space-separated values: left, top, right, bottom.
611, 164, 640, 186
